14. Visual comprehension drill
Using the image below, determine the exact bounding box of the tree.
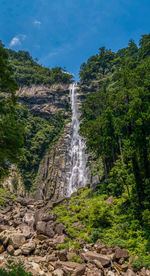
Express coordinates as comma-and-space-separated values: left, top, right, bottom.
0, 41, 23, 179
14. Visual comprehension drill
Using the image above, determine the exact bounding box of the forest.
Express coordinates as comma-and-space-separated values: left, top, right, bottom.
79, 34, 150, 212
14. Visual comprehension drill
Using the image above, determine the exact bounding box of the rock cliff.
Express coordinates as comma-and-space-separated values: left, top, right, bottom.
34, 122, 72, 200
2, 84, 71, 197
17, 84, 70, 117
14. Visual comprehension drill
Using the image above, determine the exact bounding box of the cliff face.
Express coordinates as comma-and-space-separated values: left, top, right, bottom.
34, 122, 72, 200
17, 84, 70, 117
2, 83, 91, 200
2, 84, 71, 196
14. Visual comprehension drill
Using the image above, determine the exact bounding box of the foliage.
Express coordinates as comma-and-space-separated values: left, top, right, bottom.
16, 105, 65, 190
54, 188, 150, 269
7, 49, 73, 86
71, 253, 82, 263
0, 261, 32, 276
77, 33, 150, 270
79, 34, 150, 210
0, 41, 24, 179
0, 188, 16, 208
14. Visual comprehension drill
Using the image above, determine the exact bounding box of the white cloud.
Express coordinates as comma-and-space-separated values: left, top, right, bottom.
34, 20, 41, 25
9, 34, 26, 47
9, 37, 21, 47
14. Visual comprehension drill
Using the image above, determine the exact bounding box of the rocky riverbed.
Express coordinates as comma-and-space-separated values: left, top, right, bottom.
0, 196, 149, 276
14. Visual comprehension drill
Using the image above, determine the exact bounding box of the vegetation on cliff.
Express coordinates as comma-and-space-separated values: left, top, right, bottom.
77, 34, 150, 268
7, 49, 73, 86
0, 41, 24, 180
0, 42, 72, 190
79, 34, 150, 210
17, 106, 65, 190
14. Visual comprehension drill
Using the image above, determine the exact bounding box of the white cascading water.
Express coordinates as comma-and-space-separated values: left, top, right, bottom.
68, 83, 87, 196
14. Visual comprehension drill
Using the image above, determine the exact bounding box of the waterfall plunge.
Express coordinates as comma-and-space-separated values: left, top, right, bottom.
68, 83, 87, 196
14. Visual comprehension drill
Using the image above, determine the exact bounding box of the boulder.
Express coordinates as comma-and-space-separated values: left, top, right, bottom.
18, 224, 32, 238
0, 225, 9, 233
21, 241, 36, 255
36, 221, 46, 234
55, 224, 65, 235
53, 235, 66, 246
53, 269, 64, 276
81, 251, 112, 266
115, 248, 129, 259
45, 222, 55, 238
73, 264, 86, 276
140, 268, 150, 276
57, 249, 67, 261
91, 260, 103, 269
40, 212, 56, 222
14, 249, 22, 256
0, 245, 5, 254
9, 233, 25, 249
126, 269, 136, 276
7, 245, 14, 255
56, 261, 85, 275
23, 212, 35, 227
107, 272, 115, 276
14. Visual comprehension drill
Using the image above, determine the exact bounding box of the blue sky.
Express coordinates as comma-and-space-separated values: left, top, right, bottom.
0, 0, 150, 80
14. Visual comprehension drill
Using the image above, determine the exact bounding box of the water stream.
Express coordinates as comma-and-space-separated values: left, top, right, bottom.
68, 83, 87, 196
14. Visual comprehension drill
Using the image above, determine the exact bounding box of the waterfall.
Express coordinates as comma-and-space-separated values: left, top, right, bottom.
68, 83, 87, 196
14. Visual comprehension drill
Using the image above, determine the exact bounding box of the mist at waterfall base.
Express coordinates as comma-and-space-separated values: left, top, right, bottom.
67, 84, 87, 196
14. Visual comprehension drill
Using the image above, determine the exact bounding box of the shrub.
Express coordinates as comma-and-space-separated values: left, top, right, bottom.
0, 262, 32, 276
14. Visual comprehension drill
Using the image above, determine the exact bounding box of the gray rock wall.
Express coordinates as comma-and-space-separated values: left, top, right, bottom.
34, 122, 72, 200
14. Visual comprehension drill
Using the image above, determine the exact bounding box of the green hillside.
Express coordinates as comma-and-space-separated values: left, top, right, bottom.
7, 49, 73, 86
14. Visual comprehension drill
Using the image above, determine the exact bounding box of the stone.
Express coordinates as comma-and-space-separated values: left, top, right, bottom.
0, 225, 9, 233
47, 254, 58, 262
41, 212, 56, 222
126, 269, 136, 276
36, 234, 48, 241
23, 212, 35, 226
0, 245, 5, 254
7, 245, 14, 255
55, 224, 65, 235
101, 248, 107, 255
53, 235, 66, 246
9, 233, 25, 249
48, 264, 55, 272
115, 248, 129, 259
95, 244, 107, 254
121, 264, 129, 272
82, 251, 112, 266
36, 221, 46, 234
18, 224, 32, 238
21, 241, 36, 255
0, 230, 10, 244
140, 268, 150, 276
73, 264, 86, 276
53, 269, 64, 276
56, 262, 85, 275
57, 249, 67, 261
91, 260, 103, 270
106, 196, 114, 205
45, 222, 55, 238
14, 249, 22, 256
107, 272, 115, 276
